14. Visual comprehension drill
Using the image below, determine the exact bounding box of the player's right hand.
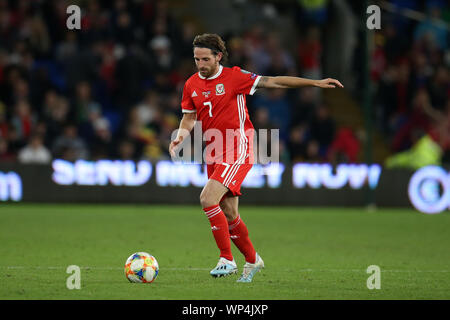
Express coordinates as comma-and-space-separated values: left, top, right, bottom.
169, 136, 183, 158
316, 78, 344, 88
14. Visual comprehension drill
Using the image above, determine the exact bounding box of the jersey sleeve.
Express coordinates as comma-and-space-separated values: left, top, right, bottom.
181, 81, 196, 113
231, 66, 261, 95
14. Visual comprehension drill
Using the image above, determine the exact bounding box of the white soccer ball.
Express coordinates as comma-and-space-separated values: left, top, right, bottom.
124, 252, 159, 283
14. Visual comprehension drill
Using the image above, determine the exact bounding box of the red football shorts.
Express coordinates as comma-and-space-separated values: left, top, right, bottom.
207, 162, 253, 197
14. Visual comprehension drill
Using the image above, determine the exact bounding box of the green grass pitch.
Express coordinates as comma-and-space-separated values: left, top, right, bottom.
1, 204, 449, 299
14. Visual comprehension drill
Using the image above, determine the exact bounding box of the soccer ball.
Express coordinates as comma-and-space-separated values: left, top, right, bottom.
124, 252, 159, 283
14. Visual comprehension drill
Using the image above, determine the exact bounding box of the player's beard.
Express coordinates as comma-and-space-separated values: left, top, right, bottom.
199, 63, 218, 78
199, 68, 212, 78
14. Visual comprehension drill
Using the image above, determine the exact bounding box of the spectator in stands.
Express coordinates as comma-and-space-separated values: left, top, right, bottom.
134, 89, 161, 126
55, 31, 78, 63
0, 102, 8, 139
149, 29, 175, 73
226, 36, 248, 69
176, 21, 198, 60
422, 98, 450, 162
414, 2, 448, 50
252, 108, 274, 131
89, 117, 113, 160
252, 88, 291, 142
10, 99, 35, 143
391, 87, 434, 152
327, 127, 361, 163
113, 11, 135, 47
11, 77, 31, 106
252, 107, 281, 163
298, 26, 322, 80
370, 32, 387, 84
98, 43, 117, 95
6, 126, 25, 155
288, 124, 309, 162
410, 50, 433, 88
427, 65, 449, 111
296, 0, 329, 26
124, 106, 163, 161
158, 112, 179, 160
255, 32, 296, 77
73, 81, 102, 125
116, 139, 137, 161
385, 131, 443, 170
77, 103, 113, 160
291, 87, 317, 126
0, 137, 15, 162
309, 103, 336, 157
266, 32, 296, 76
42, 89, 70, 146
24, 12, 51, 58
305, 140, 323, 162
163, 91, 182, 118
79, 102, 110, 145
52, 124, 89, 160
17, 134, 51, 164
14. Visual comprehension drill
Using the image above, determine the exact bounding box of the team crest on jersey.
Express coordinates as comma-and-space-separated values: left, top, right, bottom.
215, 83, 225, 95
202, 91, 211, 98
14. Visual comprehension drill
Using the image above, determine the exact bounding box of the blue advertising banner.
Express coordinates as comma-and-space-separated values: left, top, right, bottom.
1, 161, 449, 214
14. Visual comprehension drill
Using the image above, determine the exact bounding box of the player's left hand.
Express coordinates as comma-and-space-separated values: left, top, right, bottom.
316, 78, 344, 88
169, 136, 183, 159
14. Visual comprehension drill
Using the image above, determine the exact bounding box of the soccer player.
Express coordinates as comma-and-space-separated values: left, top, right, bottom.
169, 33, 343, 282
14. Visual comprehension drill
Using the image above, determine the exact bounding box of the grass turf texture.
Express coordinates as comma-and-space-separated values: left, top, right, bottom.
0, 204, 449, 300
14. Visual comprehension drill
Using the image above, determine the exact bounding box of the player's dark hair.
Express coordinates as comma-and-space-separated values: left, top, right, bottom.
192, 33, 228, 64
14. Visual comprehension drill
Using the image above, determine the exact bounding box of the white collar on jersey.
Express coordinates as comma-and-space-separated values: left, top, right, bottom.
198, 64, 223, 80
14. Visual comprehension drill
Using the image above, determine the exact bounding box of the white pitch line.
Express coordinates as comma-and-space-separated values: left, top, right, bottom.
0, 266, 210, 271
1, 266, 450, 273
296, 268, 450, 273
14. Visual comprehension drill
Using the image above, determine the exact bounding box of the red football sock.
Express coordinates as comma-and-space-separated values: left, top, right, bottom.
228, 214, 256, 263
203, 205, 233, 261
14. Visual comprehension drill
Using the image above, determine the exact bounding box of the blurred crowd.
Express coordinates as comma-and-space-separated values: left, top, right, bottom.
372, 0, 450, 166
0, 0, 189, 164
0, 0, 448, 166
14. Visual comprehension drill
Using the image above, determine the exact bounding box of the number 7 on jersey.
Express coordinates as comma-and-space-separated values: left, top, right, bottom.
203, 101, 213, 117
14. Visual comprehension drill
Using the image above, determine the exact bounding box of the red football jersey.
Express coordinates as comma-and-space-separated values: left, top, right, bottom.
181, 65, 261, 164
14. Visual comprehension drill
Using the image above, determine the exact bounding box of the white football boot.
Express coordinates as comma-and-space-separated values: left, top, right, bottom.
210, 257, 238, 278
236, 253, 264, 283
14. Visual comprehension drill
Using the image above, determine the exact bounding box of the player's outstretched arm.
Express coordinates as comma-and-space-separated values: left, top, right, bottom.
256, 76, 344, 89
